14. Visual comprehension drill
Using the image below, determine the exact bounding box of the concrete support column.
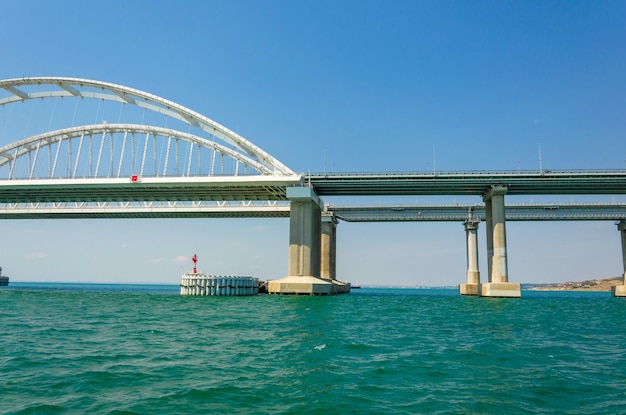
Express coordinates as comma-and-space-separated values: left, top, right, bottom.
268, 187, 333, 295
459, 220, 480, 296
287, 190, 322, 278
611, 220, 626, 297
490, 189, 508, 283
320, 212, 349, 294
479, 185, 521, 298
485, 198, 494, 282
320, 212, 337, 281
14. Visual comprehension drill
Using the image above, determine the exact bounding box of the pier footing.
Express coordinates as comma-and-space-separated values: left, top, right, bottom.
268, 276, 333, 295
459, 283, 479, 296
479, 282, 521, 298
268, 276, 354, 295
332, 280, 351, 294
611, 285, 626, 297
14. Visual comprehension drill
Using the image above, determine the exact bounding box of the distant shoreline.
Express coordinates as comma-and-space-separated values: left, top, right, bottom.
529, 277, 623, 292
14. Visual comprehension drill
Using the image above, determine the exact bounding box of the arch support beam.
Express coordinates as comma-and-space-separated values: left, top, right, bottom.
612, 220, 626, 297
479, 185, 521, 298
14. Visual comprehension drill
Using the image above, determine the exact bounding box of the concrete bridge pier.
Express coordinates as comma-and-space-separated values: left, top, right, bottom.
612, 220, 626, 297
320, 212, 337, 281
320, 212, 350, 294
479, 186, 521, 297
459, 220, 480, 295
268, 187, 334, 295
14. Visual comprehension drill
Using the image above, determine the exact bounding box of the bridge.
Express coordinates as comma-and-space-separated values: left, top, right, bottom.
1, 76, 626, 297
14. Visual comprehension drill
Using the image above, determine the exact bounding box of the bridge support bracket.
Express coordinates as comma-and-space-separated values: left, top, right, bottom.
479, 282, 521, 298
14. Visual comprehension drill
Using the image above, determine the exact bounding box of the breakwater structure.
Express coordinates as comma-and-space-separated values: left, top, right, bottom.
179, 254, 259, 296
180, 274, 260, 296
0, 266, 8, 286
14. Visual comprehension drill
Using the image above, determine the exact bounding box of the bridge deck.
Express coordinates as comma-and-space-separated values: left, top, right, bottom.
308, 171, 626, 196
0, 176, 302, 203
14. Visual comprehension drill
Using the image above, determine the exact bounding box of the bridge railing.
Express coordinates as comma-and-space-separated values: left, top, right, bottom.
307, 169, 626, 177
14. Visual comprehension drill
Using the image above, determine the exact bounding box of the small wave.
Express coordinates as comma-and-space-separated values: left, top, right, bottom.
12, 403, 66, 414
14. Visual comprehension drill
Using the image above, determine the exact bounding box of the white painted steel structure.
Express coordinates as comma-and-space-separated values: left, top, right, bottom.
0, 77, 301, 214
0, 77, 294, 176
0, 200, 290, 219
0, 124, 279, 178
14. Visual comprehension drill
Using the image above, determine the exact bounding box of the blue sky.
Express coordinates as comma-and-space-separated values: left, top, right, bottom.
1, 0, 625, 286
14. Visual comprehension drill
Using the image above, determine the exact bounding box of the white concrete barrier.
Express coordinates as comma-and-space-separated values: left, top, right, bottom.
180, 273, 259, 296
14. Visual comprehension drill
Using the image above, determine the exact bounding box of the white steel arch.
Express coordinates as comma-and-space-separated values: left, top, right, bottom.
0, 123, 275, 178
0, 76, 294, 176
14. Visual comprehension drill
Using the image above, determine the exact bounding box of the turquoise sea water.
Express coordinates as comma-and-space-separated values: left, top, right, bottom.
2, 284, 626, 414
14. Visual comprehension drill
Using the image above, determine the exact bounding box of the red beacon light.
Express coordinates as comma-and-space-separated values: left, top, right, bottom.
192, 254, 198, 274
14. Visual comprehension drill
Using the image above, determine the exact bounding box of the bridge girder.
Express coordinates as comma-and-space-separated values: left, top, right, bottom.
308, 171, 626, 196
0, 200, 291, 219
0, 175, 302, 204
328, 203, 626, 222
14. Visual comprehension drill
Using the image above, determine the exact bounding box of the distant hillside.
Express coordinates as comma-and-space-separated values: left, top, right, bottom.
529, 277, 623, 292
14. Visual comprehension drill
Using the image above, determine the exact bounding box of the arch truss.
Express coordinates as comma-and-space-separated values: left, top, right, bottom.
0, 123, 279, 180
0, 77, 294, 176
0, 77, 302, 213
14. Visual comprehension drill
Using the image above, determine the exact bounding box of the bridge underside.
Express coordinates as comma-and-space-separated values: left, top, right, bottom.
0, 176, 302, 203
0, 205, 290, 219
329, 204, 626, 222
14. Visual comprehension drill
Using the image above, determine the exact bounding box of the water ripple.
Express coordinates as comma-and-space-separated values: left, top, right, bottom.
2, 287, 626, 414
